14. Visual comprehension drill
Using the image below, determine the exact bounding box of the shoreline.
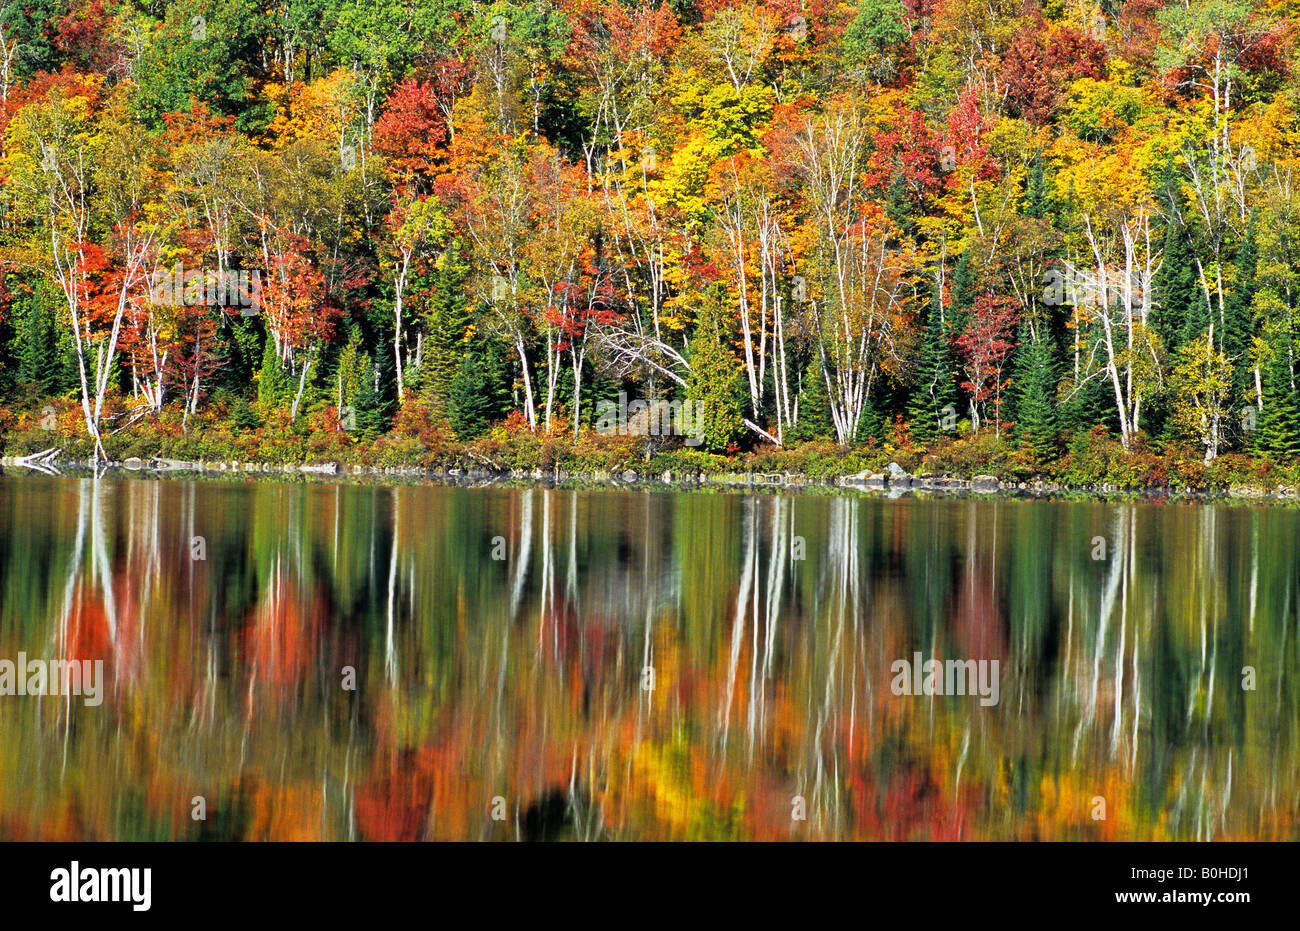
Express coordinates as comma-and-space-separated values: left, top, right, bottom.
4, 453, 1297, 504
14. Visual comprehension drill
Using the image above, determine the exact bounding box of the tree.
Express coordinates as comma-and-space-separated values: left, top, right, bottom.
685, 284, 744, 453
1014, 326, 1059, 462
956, 293, 1019, 436
420, 243, 470, 424
1253, 348, 1300, 458
448, 328, 511, 440
2, 83, 161, 460
788, 358, 833, 443
1169, 333, 1234, 463
907, 281, 958, 443
840, 0, 909, 85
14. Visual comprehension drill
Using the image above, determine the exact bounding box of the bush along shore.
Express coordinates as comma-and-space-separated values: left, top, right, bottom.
5, 396, 1300, 501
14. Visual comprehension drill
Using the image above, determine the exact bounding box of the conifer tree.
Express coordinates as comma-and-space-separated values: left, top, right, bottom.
449, 330, 511, 440
907, 281, 958, 443
789, 358, 834, 442
1254, 350, 1300, 459
421, 245, 470, 423
1013, 325, 1059, 462
686, 284, 745, 453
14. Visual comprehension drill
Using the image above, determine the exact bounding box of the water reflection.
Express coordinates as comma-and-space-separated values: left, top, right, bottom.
0, 475, 1294, 840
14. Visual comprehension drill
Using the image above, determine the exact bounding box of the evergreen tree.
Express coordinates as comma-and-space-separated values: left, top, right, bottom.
448, 330, 512, 440
1224, 217, 1258, 444
1254, 350, 1300, 458
335, 326, 386, 438
788, 358, 834, 442
686, 283, 745, 453
420, 244, 470, 422
1013, 325, 1059, 462
854, 386, 885, 445
257, 337, 291, 412
884, 170, 912, 239
907, 280, 958, 442
1024, 148, 1048, 220
1153, 170, 1208, 351
351, 351, 385, 439
950, 248, 977, 328
14, 279, 59, 391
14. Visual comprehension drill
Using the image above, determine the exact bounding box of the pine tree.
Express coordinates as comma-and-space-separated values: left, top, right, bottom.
421, 244, 470, 423
449, 330, 511, 440
1013, 325, 1059, 462
1254, 350, 1300, 459
907, 281, 958, 442
789, 358, 834, 442
686, 283, 745, 453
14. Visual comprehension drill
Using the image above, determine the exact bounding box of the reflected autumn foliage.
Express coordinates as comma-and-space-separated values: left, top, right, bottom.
0, 475, 1295, 841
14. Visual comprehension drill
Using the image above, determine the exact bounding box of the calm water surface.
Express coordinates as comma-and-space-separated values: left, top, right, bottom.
0, 474, 1295, 840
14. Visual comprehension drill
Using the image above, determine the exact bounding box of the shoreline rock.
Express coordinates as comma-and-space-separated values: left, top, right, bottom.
2, 453, 1296, 505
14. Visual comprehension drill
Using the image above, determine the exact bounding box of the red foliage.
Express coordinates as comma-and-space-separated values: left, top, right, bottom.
53, 0, 121, 73
1002, 26, 1108, 125
956, 293, 1020, 430
372, 78, 450, 180
864, 101, 946, 209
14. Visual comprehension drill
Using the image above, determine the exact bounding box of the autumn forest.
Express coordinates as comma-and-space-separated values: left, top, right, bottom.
0, 0, 1299, 480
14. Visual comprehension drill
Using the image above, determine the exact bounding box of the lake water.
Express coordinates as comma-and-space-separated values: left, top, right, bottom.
0, 474, 1294, 840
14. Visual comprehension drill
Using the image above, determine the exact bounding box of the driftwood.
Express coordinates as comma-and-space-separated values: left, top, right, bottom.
10, 447, 62, 474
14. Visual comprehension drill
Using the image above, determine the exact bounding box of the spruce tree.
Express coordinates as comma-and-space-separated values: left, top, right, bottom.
686, 283, 745, 453
907, 283, 958, 443
1152, 217, 1203, 351
421, 244, 470, 423
1254, 350, 1300, 459
1024, 149, 1048, 220
1224, 218, 1257, 444
15, 280, 58, 391
1013, 325, 1059, 462
950, 248, 977, 330
789, 358, 834, 442
257, 336, 290, 412
449, 331, 511, 440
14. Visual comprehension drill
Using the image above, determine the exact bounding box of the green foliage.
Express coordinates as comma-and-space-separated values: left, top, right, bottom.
257, 338, 292, 413
841, 0, 909, 84
685, 285, 745, 454
1013, 326, 1059, 462
448, 331, 511, 440
788, 359, 834, 443
420, 245, 471, 422
907, 285, 959, 442
1254, 351, 1300, 459
132, 0, 273, 132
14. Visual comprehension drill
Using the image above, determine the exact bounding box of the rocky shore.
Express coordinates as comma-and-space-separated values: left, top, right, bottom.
4, 450, 1299, 502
